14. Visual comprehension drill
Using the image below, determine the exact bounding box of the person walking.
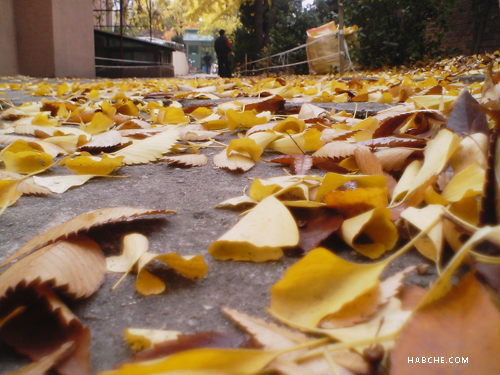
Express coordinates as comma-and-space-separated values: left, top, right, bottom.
214, 30, 233, 78
203, 52, 212, 74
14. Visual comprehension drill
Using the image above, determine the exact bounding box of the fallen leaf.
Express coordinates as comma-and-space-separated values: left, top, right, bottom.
446, 89, 489, 134
213, 149, 255, 172
0, 285, 91, 375
209, 195, 299, 262
124, 328, 181, 351
391, 273, 500, 374
136, 252, 208, 295
99, 347, 280, 375
0, 236, 105, 299
340, 208, 398, 259
164, 154, 208, 167
32, 175, 99, 194
269, 247, 391, 328
106, 233, 149, 273
112, 126, 181, 165
0, 207, 175, 267
61, 153, 124, 175
227, 138, 263, 162
291, 207, 344, 252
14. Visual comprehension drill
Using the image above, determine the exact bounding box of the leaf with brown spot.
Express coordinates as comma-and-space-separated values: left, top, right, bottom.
0, 236, 105, 300
0, 207, 176, 268
391, 273, 500, 374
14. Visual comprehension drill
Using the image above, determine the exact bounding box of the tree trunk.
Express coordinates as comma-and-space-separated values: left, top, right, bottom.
253, 0, 269, 55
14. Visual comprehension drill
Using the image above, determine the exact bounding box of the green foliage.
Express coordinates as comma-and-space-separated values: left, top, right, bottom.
344, 0, 455, 68
233, 0, 338, 74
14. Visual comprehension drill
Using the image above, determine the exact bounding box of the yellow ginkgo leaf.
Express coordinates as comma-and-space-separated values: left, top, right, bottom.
209, 195, 299, 262
398, 129, 460, 202
190, 107, 214, 120
102, 100, 117, 116
117, 100, 139, 116
62, 153, 124, 175
124, 328, 181, 351
32, 113, 58, 126
106, 233, 149, 273
88, 89, 100, 100
269, 247, 390, 328
449, 133, 488, 174
247, 130, 281, 149
273, 117, 306, 134
85, 112, 115, 135
136, 252, 208, 295
324, 187, 389, 218
203, 119, 229, 130
316, 173, 388, 202
227, 138, 263, 162
391, 160, 422, 202
226, 109, 268, 132
99, 348, 280, 375
340, 208, 398, 259
156, 107, 189, 125
401, 204, 443, 262
2, 150, 53, 174
441, 162, 485, 202
0, 179, 23, 208
410, 95, 456, 110
267, 132, 306, 155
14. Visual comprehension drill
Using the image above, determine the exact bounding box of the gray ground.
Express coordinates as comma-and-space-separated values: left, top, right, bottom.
0, 78, 435, 373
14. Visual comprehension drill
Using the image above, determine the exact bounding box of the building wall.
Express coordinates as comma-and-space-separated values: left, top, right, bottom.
0, 0, 95, 78
0, 0, 19, 76
428, 0, 500, 55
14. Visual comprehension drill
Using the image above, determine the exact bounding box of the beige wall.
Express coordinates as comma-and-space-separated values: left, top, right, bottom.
0, 0, 19, 76
52, 0, 95, 78
0, 0, 95, 78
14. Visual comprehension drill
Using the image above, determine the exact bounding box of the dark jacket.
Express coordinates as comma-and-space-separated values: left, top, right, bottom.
214, 36, 231, 56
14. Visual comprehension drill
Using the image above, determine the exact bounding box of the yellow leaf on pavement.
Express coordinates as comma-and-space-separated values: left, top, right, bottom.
213, 149, 255, 172
106, 233, 149, 273
209, 195, 299, 262
85, 112, 115, 135
227, 138, 263, 162
62, 152, 124, 175
124, 328, 181, 351
99, 347, 280, 375
340, 208, 398, 259
226, 109, 268, 132
269, 247, 390, 328
136, 252, 208, 295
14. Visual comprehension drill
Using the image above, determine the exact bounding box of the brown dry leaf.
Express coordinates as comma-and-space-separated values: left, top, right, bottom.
0, 207, 176, 268
0, 285, 90, 375
313, 142, 370, 161
319, 266, 415, 329
244, 95, 286, 113
223, 307, 369, 375
291, 207, 344, 252
391, 273, 500, 374
78, 130, 128, 151
446, 89, 489, 134
0, 236, 105, 299
213, 149, 255, 172
7, 341, 73, 375
164, 154, 208, 167
373, 110, 445, 138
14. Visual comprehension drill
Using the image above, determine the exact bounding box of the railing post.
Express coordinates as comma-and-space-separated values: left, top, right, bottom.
245, 54, 248, 76
338, 3, 345, 76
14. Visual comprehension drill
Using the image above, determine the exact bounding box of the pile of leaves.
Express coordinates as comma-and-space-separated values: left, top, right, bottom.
1, 53, 500, 374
